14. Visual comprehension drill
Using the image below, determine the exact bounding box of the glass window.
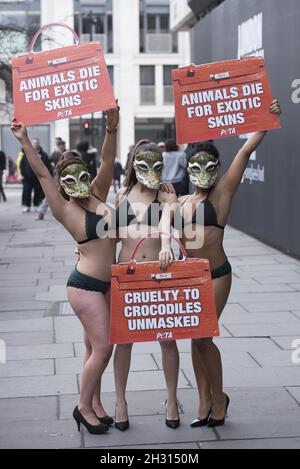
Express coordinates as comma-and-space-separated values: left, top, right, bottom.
140, 66, 155, 86
159, 14, 169, 33
107, 65, 114, 86
147, 14, 156, 32
163, 65, 176, 86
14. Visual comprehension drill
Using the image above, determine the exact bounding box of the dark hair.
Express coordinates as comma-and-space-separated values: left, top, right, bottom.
77, 141, 90, 153
124, 140, 161, 195
186, 141, 220, 162
56, 151, 87, 200
165, 139, 178, 152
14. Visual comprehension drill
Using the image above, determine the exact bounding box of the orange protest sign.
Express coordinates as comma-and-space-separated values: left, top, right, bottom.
172, 57, 281, 144
110, 234, 219, 344
12, 23, 116, 125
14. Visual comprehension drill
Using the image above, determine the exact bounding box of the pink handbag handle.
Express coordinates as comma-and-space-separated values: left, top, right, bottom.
29, 22, 80, 53
130, 231, 187, 262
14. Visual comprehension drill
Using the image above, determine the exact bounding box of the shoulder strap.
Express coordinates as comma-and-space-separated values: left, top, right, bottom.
180, 195, 190, 207
91, 192, 105, 203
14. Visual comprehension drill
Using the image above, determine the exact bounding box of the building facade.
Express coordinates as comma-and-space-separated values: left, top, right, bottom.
172, 0, 300, 258
0, 0, 191, 164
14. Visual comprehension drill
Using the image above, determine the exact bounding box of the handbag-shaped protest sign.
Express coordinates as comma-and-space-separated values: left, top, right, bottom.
110, 233, 219, 344
12, 22, 116, 125
172, 57, 281, 144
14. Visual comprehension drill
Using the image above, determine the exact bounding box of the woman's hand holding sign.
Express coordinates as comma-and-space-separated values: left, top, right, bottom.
218, 98, 282, 200
91, 100, 120, 201
10, 119, 28, 143
105, 99, 120, 132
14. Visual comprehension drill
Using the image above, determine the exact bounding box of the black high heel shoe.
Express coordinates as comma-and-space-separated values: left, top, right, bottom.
190, 407, 212, 428
114, 402, 130, 432
165, 400, 180, 429
73, 406, 109, 434
207, 394, 230, 428
97, 415, 114, 426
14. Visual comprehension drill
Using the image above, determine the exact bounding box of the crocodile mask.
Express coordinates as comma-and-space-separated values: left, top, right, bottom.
133, 151, 164, 190
59, 163, 91, 199
188, 152, 219, 189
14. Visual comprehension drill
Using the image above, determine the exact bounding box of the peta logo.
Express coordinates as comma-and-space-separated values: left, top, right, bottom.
291, 79, 300, 104
0, 339, 6, 364
291, 339, 300, 365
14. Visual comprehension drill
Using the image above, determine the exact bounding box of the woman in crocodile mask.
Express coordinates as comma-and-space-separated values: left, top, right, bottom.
113, 140, 180, 431
11, 103, 120, 435
175, 99, 281, 428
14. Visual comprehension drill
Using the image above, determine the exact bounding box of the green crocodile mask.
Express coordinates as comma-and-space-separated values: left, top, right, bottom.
59, 163, 91, 199
133, 151, 164, 190
188, 152, 219, 189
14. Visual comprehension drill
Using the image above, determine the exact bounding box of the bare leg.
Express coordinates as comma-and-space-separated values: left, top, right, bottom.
67, 288, 113, 426
114, 343, 133, 422
83, 290, 113, 418
160, 341, 180, 419
83, 332, 109, 418
191, 343, 212, 419
192, 273, 232, 420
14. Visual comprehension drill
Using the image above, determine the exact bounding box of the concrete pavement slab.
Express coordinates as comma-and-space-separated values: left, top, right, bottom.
6, 343, 74, 361
0, 331, 54, 346
0, 396, 57, 422
200, 438, 300, 449
286, 388, 300, 405
0, 359, 54, 378
56, 353, 158, 375
0, 317, 53, 333
271, 336, 300, 350
0, 418, 81, 449
225, 323, 300, 337
0, 374, 78, 398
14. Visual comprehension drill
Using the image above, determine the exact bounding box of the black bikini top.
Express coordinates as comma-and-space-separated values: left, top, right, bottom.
174, 192, 224, 231
77, 194, 112, 245
116, 189, 163, 228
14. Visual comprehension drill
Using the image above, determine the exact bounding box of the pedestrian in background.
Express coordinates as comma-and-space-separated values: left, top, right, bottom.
37, 139, 65, 221
77, 141, 97, 181
20, 138, 52, 212
0, 150, 7, 202
113, 160, 123, 193
158, 141, 166, 154
50, 139, 66, 169
162, 139, 188, 196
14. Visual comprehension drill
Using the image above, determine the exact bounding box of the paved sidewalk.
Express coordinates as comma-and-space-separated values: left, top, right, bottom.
0, 186, 300, 449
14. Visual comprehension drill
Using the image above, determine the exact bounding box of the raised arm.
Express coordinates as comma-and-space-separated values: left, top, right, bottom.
91, 102, 120, 201
11, 120, 68, 222
218, 99, 281, 198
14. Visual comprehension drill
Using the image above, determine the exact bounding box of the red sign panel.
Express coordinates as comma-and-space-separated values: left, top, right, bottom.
172, 57, 281, 144
109, 257, 219, 345
12, 23, 116, 125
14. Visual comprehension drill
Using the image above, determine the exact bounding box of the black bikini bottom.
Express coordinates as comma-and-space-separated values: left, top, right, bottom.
67, 266, 111, 294
211, 259, 232, 280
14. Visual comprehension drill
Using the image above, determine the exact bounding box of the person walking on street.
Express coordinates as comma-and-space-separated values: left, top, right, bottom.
20, 138, 52, 212
77, 141, 97, 181
0, 150, 7, 202
36, 140, 66, 220
162, 140, 188, 196
113, 160, 123, 193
